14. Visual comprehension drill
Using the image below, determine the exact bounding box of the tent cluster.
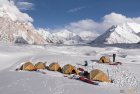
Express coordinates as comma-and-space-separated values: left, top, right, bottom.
19, 62, 79, 74
18, 55, 115, 83
20, 62, 46, 71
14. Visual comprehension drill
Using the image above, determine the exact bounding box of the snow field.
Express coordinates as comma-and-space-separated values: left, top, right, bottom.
0, 44, 140, 94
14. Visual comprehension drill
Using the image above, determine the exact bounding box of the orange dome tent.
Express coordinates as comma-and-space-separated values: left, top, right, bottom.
88, 69, 111, 82
20, 62, 36, 71
35, 62, 46, 69
99, 56, 111, 63
61, 64, 79, 75
49, 63, 61, 71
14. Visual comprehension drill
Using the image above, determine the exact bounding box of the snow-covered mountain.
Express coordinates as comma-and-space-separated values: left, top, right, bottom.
0, 5, 46, 44
78, 31, 99, 43
93, 23, 140, 44
0, 3, 98, 45
37, 29, 83, 44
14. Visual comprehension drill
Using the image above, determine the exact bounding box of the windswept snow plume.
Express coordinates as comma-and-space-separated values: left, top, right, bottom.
0, 0, 33, 23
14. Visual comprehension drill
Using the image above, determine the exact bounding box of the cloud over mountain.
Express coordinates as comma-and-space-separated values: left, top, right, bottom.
49, 12, 140, 35
100, 12, 140, 32
0, 0, 33, 23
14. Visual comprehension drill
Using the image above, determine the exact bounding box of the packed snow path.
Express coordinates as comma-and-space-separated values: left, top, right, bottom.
0, 43, 140, 94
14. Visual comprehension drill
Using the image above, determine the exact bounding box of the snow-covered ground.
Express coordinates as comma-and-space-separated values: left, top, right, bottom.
0, 43, 140, 94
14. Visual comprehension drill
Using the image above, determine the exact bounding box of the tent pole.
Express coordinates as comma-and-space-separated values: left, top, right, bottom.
107, 69, 109, 79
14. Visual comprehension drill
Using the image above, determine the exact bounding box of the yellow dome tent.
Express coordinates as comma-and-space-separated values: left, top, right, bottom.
35, 62, 46, 69
49, 63, 61, 71
99, 56, 111, 63
88, 69, 111, 82
20, 62, 36, 71
61, 64, 79, 75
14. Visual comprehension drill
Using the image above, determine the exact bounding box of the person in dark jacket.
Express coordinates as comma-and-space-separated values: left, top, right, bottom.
113, 53, 116, 62
83, 71, 89, 77
84, 61, 88, 66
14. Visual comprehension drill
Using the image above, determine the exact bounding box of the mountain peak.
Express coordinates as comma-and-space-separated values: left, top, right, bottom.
93, 23, 140, 44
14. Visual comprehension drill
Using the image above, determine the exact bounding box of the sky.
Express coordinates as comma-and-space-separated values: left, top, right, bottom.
21, 0, 140, 29
1, 0, 140, 34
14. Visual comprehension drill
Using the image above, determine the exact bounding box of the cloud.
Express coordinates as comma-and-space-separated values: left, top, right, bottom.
65, 19, 99, 34
68, 7, 85, 13
0, 0, 34, 11
0, 0, 11, 6
0, 0, 33, 22
103, 12, 140, 24
99, 12, 140, 32
16, 1, 34, 11
48, 12, 140, 35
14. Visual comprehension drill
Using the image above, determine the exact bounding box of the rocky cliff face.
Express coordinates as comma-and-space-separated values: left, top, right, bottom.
0, 17, 46, 44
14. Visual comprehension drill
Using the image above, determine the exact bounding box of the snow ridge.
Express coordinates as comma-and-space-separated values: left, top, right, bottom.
37, 29, 83, 44
37, 29, 99, 44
